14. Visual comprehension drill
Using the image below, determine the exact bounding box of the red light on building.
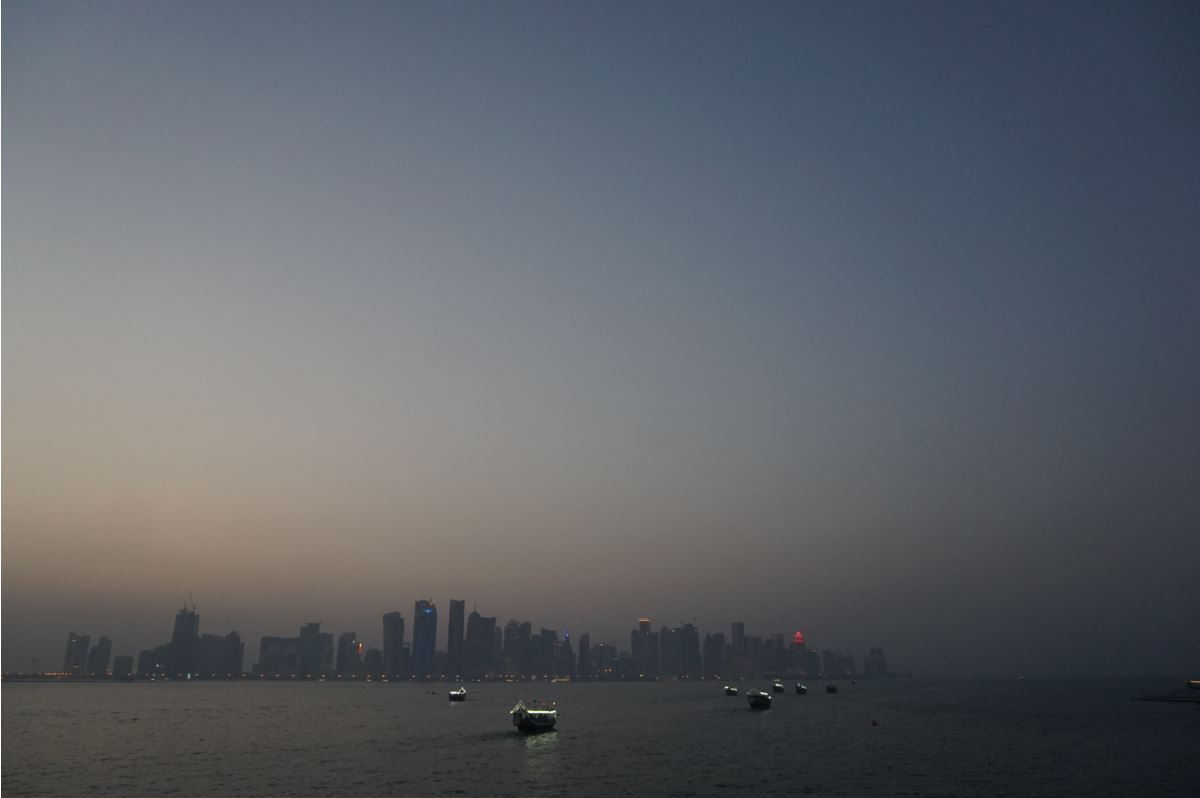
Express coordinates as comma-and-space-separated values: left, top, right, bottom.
793, 631, 805, 645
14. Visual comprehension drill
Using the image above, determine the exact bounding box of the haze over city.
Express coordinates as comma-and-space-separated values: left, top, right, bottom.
4, 1, 1198, 678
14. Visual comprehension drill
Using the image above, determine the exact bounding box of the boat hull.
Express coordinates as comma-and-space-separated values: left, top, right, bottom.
515, 717, 557, 733
747, 691, 772, 710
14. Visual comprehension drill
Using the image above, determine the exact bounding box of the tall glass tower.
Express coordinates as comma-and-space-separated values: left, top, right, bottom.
382, 612, 406, 677
446, 599, 465, 678
411, 600, 438, 678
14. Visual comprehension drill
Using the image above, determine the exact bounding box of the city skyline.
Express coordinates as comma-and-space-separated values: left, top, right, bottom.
5, 1, 1199, 681
26, 600, 886, 682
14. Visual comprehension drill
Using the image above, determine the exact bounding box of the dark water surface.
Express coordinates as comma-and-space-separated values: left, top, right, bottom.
3, 679, 1197, 796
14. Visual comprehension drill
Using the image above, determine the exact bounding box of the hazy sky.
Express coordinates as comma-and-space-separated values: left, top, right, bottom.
4, 1, 1198, 676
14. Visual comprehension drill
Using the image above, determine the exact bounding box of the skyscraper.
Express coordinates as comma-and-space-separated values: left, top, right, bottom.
447, 599, 465, 678
502, 619, 520, 675
197, 634, 226, 675
703, 632, 727, 678
255, 623, 329, 676
62, 632, 90, 675
465, 611, 497, 677
298, 622, 333, 675
633, 618, 659, 678
363, 648, 383, 678
559, 630, 575, 677
137, 645, 169, 677
85, 636, 112, 676
382, 611, 406, 677
765, 632, 788, 673
167, 606, 200, 676
411, 600, 438, 677
730, 622, 751, 677
643, 631, 660, 678
821, 649, 838, 678
111, 655, 134, 679
336, 632, 363, 676
592, 641, 616, 677
539, 628, 561, 677
224, 631, 245, 676
731, 622, 746, 655
256, 636, 300, 675
679, 624, 702, 678
659, 626, 682, 677
578, 633, 591, 678
791, 630, 808, 674
747, 636, 765, 676
503, 620, 533, 676
518, 621, 533, 676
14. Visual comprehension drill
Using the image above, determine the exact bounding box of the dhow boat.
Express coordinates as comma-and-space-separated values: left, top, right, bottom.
511, 700, 557, 733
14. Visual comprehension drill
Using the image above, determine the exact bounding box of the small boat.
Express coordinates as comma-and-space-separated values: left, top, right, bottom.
826, 684, 838, 694
511, 700, 557, 733
747, 690, 772, 710
771, 681, 785, 693
724, 685, 739, 696
1187, 680, 1200, 690
448, 686, 467, 702
795, 683, 807, 695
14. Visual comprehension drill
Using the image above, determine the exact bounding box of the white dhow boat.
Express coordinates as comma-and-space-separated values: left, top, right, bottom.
724, 685, 739, 696
511, 700, 557, 733
448, 686, 467, 702
747, 690, 772, 710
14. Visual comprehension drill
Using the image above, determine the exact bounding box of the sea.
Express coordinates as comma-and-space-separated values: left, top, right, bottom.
3, 678, 1197, 796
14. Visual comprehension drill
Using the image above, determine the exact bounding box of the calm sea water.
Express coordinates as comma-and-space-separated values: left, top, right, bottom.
3, 679, 1197, 796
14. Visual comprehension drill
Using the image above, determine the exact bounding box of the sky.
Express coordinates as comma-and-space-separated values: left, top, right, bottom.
3, 0, 1198, 676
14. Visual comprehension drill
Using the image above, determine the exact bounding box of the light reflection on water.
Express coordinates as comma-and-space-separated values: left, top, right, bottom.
519, 730, 561, 781
522, 730, 560, 751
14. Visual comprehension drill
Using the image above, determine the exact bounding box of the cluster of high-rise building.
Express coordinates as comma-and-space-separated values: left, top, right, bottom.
60, 632, 122, 678
624, 623, 869, 680
136, 605, 245, 678
46, 602, 889, 681
56, 605, 243, 680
